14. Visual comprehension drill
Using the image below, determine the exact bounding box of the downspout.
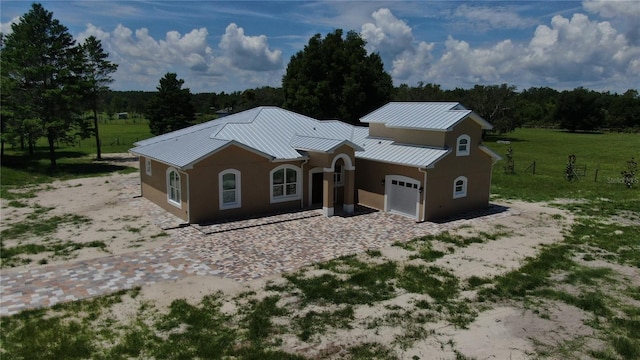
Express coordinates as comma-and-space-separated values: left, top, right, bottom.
488, 156, 500, 204
418, 167, 427, 222
183, 170, 191, 224
300, 158, 309, 209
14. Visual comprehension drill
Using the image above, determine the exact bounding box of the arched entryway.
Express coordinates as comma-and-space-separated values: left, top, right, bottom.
308, 153, 355, 216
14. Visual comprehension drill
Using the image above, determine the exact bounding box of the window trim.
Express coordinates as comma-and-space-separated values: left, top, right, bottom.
270, 164, 301, 203
453, 176, 468, 199
456, 134, 470, 156
145, 158, 152, 176
219, 169, 241, 210
166, 168, 182, 208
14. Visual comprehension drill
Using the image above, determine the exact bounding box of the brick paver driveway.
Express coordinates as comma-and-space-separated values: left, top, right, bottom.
1, 199, 511, 316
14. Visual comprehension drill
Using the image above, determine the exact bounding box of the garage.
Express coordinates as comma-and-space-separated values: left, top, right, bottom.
386, 175, 420, 219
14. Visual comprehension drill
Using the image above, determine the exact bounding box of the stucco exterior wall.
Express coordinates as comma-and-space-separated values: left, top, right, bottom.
424, 117, 493, 220
368, 123, 446, 147
187, 145, 305, 224
140, 157, 190, 222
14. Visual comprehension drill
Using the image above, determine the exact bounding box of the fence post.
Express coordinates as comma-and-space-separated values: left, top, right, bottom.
533, 161, 536, 175
594, 167, 599, 182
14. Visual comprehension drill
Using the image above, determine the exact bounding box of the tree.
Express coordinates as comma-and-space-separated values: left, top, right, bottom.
555, 87, 605, 132
282, 29, 392, 124
461, 84, 518, 134
81, 36, 118, 160
1, 3, 85, 168
146, 73, 195, 135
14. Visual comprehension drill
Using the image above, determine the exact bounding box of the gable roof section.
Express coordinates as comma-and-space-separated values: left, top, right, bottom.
130, 107, 358, 169
352, 127, 449, 168
290, 135, 363, 153
360, 102, 493, 131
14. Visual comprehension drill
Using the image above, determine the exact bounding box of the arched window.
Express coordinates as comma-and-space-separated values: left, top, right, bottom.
453, 176, 468, 199
219, 169, 241, 210
270, 165, 301, 203
167, 168, 181, 207
456, 134, 470, 156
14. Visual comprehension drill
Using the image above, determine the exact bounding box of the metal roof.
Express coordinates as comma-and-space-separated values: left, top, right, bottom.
359, 102, 492, 131
131, 107, 357, 169
352, 127, 449, 168
290, 135, 363, 153
130, 104, 495, 170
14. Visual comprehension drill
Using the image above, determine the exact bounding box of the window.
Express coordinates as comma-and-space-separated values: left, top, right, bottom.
219, 169, 241, 210
453, 176, 467, 199
167, 168, 181, 207
270, 165, 301, 203
456, 135, 470, 156
145, 158, 152, 176
334, 164, 344, 186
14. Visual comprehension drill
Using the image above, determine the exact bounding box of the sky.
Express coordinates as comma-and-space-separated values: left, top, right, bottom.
2, 0, 639, 94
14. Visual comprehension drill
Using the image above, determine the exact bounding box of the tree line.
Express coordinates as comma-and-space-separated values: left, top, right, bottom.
104, 82, 639, 136
2, 5, 638, 169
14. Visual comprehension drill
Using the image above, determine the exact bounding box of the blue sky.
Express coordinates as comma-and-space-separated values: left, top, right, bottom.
2, 1, 639, 93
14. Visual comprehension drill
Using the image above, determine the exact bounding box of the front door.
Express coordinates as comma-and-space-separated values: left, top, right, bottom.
311, 172, 323, 206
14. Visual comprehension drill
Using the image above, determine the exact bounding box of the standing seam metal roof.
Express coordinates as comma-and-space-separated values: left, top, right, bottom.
360, 102, 491, 130
130, 104, 494, 170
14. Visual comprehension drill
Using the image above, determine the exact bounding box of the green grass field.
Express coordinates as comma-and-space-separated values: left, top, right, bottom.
1, 127, 639, 359
486, 129, 640, 201
0, 120, 152, 188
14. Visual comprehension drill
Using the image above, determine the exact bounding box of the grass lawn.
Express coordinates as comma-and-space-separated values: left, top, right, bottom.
486, 128, 640, 201
1, 128, 639, 359
0, 120, 152, 190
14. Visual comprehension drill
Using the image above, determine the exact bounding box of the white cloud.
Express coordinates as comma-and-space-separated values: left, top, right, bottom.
361, 8, 413, 58
219, 23, 282, 71
81, 23, 283, 92
583, 0, 640, 45
370, 8, 640, 91
77, 23, 111, 43
360, 8, 435, 82
453, 5, 535, 30
583, 0, 640, 18
0, 16, 20, 35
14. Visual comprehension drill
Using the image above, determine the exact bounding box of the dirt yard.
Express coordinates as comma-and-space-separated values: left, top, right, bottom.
2, 154, 637, 359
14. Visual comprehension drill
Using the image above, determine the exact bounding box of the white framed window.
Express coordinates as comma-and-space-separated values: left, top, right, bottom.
167, 168, 182, 207
219, 169, 241, 210
456, 134, 470, 156
334, 164, 344, 186
145, 158, 152, 176
453, 176, 468, 199
270, 165, 301, 203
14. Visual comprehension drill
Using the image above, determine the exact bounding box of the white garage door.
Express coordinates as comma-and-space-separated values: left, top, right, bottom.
388, 176, 420, 218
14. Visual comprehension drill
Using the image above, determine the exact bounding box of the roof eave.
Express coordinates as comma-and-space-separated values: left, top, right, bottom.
479, 145, 502, 161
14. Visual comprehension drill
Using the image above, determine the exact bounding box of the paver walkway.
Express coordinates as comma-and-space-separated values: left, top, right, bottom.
1, 193, 513, 316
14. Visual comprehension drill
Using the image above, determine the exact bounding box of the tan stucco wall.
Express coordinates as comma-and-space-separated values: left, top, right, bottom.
187, 145, 305, 223
140, 144, 359, 224
140, 157, 190, 222
356, 117, 496, 221
424, 118, 494, 220
369, 123, 446, 147
444, 117, 484, 150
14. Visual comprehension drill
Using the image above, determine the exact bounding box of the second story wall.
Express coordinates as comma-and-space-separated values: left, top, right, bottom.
368, 123, 446, 147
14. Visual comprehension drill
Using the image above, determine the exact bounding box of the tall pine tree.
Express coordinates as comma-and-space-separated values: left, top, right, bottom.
146, 73, 195, 135
81, 36, 118, 160
1, 3, 85, 168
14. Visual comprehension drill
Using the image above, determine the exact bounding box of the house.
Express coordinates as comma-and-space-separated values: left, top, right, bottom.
129, 103, 500, 224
